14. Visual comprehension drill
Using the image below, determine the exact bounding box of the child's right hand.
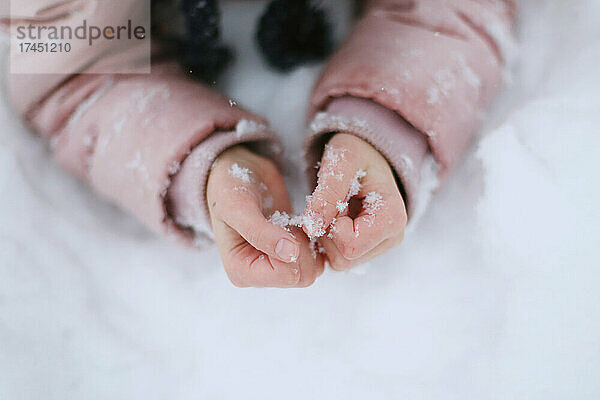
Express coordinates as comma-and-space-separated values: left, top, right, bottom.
207, 145, 324, 288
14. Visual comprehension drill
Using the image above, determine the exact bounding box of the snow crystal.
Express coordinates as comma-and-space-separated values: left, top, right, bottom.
347, 169, 367, 200
322, 144, 347, 166
363, 192, 384, 215
400, 154, 414, 171
303, 210, 326, 239
289, 215, 305, 228
168, 160, 181, 176
336, 200, 348, 213
268, 211, 291, 228
308, 239, 325, 260
268, 208, 327, 240
229, 163, 252, 183
310, 113, 369, 134
327, 217, 338, 239
236, 119, 267, 138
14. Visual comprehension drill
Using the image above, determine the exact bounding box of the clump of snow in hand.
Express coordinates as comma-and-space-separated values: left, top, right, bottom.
268, 211, 306, 231
267, 208, 325, 240
303, 210, 326, 239
229, 163, 252, 183
268, 211, 291, 229
236, 119, 267, 138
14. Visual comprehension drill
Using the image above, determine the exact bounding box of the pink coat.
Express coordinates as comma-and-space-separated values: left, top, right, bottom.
2, 0, 516, 245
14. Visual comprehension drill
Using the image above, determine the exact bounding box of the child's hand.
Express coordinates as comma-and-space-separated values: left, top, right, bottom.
208, 146, 324, 288
304, 134, 407, 270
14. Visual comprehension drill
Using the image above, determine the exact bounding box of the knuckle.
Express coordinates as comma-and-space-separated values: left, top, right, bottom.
247, 229, 267, 249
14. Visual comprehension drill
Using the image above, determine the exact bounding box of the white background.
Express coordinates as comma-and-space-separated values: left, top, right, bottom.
1, 1, 599, 398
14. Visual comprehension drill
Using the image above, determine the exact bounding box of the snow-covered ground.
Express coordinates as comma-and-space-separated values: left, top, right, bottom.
1, 1, 599, 398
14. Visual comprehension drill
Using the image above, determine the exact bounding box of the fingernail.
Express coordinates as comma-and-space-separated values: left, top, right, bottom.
276, 238, 299, 263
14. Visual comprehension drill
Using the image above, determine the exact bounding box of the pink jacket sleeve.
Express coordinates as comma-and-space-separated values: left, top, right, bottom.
306, 0, 516, 217
3, 0, 281, 247
9, 65, 281, 246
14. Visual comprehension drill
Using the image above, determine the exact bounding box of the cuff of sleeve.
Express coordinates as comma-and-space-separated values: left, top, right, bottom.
167, 120, 282, 248
304, 96, 438, 219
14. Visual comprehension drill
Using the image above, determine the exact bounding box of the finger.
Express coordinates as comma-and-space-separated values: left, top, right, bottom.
213, 220, 302, 287
329, 189, 406, 260
320, 235, 402, 272
214, 180, 300, 264
318, 235, 352, 272
214, 219, 324, 288
289, 227, 326, 287
304, 144, 364, 238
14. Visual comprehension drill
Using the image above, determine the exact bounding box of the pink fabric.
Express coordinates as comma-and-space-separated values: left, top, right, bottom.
308, 0, 515, 180
306, 0, 515, 214
4, 0, 148, 115
305, 97, 429, 216
3, 0, 516, 244
12, 62, 281, 245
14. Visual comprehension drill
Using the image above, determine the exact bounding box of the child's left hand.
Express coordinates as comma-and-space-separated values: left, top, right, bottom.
303, 133, 407, 270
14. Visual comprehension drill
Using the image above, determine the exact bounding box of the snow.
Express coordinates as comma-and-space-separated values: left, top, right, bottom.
235, 118, 267, 138
1, 1, 600, 399
228, 162, 252, 183
336, 200, 348, 213
363, 192, 384, 216
347, 168, 367, 200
